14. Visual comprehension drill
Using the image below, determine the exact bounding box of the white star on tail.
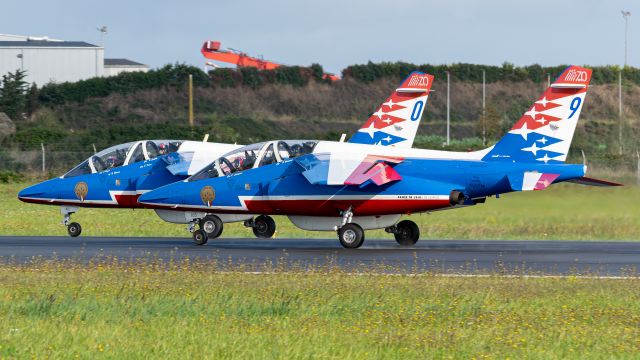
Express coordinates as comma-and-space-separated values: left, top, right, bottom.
537, 153, 552, 163
521, 142, 541, 156
372, 108, 385, 119
358, 122, 377, 139
382, 136, 392, 143
509, 122, 533, 141
535, 97, 549, 107
537, 137, 548, 144
383, 99, 395, 109
382, 118, 392, 124
536, 116, 548, 125
524, 107, 538, 119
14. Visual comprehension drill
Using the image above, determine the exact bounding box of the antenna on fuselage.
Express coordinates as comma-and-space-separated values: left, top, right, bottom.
339, 133, 346, 142
202, 134, 209, 142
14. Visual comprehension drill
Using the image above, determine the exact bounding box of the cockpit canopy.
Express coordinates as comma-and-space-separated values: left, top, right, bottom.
64, 140, 183, 178
189, 140, 317, 182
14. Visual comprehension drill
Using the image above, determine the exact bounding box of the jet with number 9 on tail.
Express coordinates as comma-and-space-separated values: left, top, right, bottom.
139, 66, 621, 247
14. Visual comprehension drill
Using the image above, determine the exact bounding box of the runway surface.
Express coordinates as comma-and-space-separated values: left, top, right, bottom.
0, 236, 638, 276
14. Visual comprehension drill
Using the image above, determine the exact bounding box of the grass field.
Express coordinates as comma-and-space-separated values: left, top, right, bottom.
0, 262, 638, 359
1, 182, 638, 240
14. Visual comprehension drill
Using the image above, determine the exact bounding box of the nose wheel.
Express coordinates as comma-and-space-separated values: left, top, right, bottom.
67, 222, 82, 237
61, 206, 81, 237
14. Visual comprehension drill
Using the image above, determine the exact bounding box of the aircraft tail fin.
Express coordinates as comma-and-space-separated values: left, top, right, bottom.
483, 65, 592, 164
349, 71, 433, 148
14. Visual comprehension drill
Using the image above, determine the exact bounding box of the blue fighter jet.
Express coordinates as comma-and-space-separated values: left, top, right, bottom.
139, 66, 621, 247
18, 72, 434, 238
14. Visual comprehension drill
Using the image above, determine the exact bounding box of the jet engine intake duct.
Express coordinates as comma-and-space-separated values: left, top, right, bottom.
449, 190, 465, 206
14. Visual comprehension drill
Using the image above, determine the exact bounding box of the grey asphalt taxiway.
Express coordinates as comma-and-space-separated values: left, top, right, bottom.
0, 236, 638, 276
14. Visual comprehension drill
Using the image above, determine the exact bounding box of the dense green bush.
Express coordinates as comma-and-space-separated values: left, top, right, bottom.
343, 62, 640, 85
38, 64, 209, 105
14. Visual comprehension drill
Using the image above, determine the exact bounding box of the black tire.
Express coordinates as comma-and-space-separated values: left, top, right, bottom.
200, 215, 223, 239
252, 215, 276, 238
67, 222, 82, 237
193, 229, 208, 245
394, 220, 420, 246
338, 223, 365, 249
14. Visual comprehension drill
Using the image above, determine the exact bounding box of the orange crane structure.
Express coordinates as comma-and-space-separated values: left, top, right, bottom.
201, 40, 339, 81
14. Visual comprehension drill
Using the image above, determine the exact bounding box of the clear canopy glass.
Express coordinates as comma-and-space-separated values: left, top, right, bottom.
188, 140, 318, 182
63, 140, 183, 178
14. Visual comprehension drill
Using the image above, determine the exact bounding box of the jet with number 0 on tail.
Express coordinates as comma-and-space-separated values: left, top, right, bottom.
17, 72, 432, 239
139, 66, 621, 247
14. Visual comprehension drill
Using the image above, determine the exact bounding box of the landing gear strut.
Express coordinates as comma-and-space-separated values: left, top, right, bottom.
61, 206, 81, 237
386, 220, 420, 246
246, 215, 276, 238
334, 207, 364, 249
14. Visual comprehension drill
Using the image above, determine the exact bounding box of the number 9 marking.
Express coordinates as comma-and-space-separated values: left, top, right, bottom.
411, 101, 424, 121
568, 97, 582, 119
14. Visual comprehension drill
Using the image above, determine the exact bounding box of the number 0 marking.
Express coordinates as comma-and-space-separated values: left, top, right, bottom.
568, 97, 582, 119
411, 101, 424, 121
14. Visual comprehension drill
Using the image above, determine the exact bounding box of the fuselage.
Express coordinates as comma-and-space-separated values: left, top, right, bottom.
138, 140, 586, 216
18, 140, 242, 208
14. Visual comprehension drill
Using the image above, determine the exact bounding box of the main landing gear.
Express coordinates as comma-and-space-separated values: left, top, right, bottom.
385, 220, 420, 246
244, 215, 276, 238
334, 208, 420, 249
189, 215, 224, 245
335, 207, 365, 249
61, 206, 82, 237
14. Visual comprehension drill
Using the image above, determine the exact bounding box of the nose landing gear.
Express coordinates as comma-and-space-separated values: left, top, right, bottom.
61, 206, 81, 237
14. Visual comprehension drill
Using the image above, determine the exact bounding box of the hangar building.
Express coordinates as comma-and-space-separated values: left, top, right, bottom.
0, 33, 148, 85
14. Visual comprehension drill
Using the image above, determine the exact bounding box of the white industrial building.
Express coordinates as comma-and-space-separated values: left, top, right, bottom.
0, 34, 148, 86
104, 58, 149, 77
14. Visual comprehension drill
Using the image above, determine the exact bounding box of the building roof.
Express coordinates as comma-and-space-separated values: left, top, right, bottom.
104, 58, 147, 67
0, 40, 100, 48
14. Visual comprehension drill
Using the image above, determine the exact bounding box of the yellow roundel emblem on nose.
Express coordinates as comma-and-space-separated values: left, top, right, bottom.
200, 186, 215, 206
74, 182, 88, 201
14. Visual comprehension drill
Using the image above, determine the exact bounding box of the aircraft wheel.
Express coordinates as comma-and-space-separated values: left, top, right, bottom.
67, 222, 82, 237
394, 220, 420, 246
193, 229, 208, 246
252, 215, 276, 238
200, 215, 223, 239
338, 223, 364, 249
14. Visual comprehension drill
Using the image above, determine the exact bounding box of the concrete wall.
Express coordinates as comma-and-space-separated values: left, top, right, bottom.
0, 46, 104, 85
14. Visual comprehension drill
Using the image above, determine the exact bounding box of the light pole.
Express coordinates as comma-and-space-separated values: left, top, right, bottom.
446, 70, 450, 146
621, 11, 631, 66
482, 69, 486, 146
97, 25, 108, 47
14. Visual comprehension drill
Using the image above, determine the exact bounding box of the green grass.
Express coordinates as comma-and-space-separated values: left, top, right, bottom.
1, 182, 639, 240
0, 263, 639, 359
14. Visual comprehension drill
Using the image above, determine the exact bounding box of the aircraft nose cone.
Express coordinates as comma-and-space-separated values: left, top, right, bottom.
18, 182, 50, 202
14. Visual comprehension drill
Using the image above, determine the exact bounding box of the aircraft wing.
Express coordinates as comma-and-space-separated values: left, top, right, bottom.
566, 176, 623, 187
296, 153, 403, 187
